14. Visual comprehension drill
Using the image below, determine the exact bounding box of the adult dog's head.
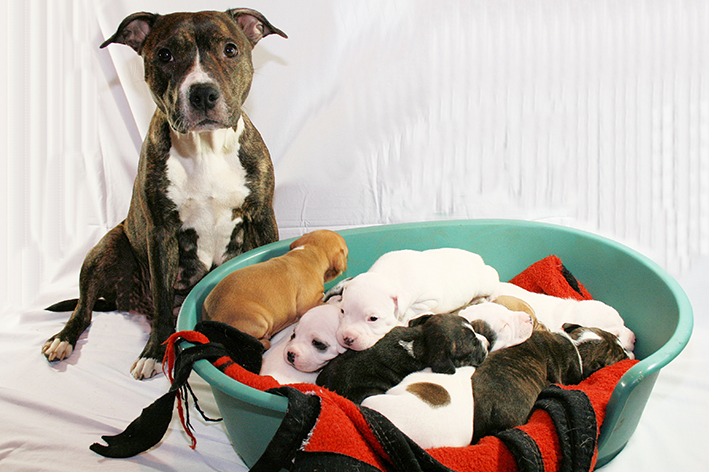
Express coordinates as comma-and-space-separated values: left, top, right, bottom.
101, 9, 287, 133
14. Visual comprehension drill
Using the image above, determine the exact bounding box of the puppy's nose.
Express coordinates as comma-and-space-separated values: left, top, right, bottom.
189, 84, 220, 111
286, 351, 296, 364
342, 337, 353, 347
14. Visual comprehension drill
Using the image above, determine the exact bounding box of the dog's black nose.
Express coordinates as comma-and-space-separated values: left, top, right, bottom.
189, 84, 220, 112
342, 337, 353, 347
286, 351, 296, 364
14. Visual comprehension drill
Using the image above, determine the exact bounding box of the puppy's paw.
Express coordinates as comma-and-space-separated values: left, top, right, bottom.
42, 337, 74, 362
130, 357, 162, 380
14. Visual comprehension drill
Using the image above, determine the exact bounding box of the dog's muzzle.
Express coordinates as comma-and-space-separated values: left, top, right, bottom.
189, 84, 220, 112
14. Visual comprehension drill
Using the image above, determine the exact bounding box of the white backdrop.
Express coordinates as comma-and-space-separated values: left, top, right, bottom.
1, 1, 707, 471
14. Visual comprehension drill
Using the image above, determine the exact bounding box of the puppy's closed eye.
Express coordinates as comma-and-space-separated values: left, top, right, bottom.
312, 339, 328, 351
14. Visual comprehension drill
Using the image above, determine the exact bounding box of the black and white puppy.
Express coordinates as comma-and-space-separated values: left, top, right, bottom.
563, 323, 632, 379
471, 323, 629, 443
316, 313, 489, 404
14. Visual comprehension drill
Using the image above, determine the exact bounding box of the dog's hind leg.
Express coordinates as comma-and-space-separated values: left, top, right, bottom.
42, 224, 135, 362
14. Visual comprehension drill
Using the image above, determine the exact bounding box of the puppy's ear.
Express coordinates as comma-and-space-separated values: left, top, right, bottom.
324, 248, 348, 283
492, 295, 536, 318
429, 356, 457, 375
470, 319, 497, 350
100, 12, 158, 53
562, 323, 583, 334
289, 232, 310, 250
393, 291, 413, 322
408, 314, 433, 327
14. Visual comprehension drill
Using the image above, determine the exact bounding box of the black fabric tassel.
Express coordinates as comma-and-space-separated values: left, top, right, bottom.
90, 390, 178, 458
90, 342, 227, 458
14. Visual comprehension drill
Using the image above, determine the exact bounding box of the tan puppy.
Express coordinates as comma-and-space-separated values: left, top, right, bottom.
203, 230, 348, 348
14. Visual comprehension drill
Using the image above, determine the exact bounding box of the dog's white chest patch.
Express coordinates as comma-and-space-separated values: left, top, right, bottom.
166, 119, 249, 268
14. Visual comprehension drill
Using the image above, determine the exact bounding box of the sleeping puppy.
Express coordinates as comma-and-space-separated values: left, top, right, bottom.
203, 230, 348, 348
259, 301, 344, 384
471, 324, 630, 443
284, 302, 345, 373
259, 325, 311, 384
261, 300, 344, 384
563, 323, 633, 379
337, 248, 500, 351
458, 296, 536, 352
317, 313, 489, 404
492, 282, 636, 355
361, 366, 477, 449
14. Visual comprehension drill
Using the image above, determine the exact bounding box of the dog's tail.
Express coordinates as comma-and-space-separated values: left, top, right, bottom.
45, 298, 117, 312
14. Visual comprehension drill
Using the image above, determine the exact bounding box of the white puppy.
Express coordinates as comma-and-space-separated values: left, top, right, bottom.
458, 300, 534, 352
337, 248, 500, 351
361, 366, 477, 449
492, 282, 636, 356
260, 325, 311, 384
285, 302, 346, 372
260, 303, 345, 384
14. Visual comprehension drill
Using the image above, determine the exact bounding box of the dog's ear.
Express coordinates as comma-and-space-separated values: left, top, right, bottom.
289, 232, 310, 250
562, 323, 583, 334
100, 12, 158, 54
392, 291, 413, 322
227, 8, 288, 44
429, 356, 457, 375
408, 314, 433, 327
492, 295, 536, 318
325, 247, 348, 283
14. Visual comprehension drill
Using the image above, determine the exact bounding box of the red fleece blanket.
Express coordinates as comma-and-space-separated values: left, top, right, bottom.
92, 255, 637, 472
204, 336, 635, 472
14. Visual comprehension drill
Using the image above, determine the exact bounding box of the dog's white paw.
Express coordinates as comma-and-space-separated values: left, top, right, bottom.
131, 357, 162, 380
42, 338, 73, 361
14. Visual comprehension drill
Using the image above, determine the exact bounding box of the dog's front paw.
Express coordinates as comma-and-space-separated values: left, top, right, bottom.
42, 337, 74, 362
131, 357, 162, 380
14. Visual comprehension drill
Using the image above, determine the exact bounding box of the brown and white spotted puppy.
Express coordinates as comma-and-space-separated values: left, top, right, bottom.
471, 324, 630, 443
361, 366, 477, 449
42, 9, 286, 379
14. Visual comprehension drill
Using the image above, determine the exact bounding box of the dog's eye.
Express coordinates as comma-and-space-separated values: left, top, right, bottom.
157, 48, 173, 63
367, 316, 378, 322
224, 43, 238, 58
290, 332, 296, 340
312, 340, 328, 351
